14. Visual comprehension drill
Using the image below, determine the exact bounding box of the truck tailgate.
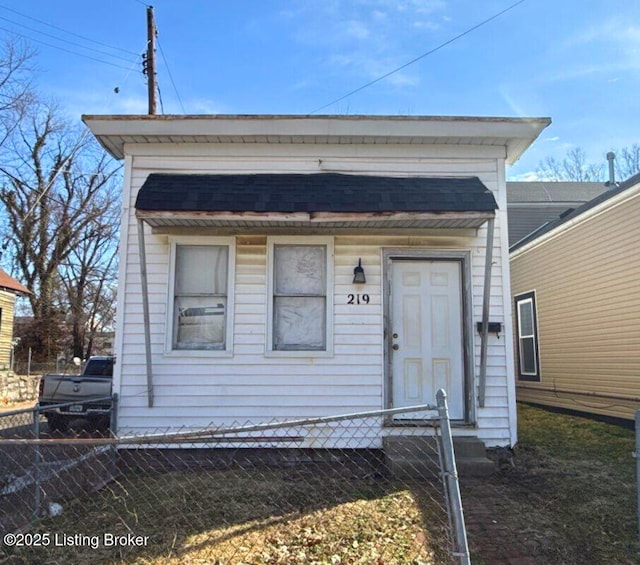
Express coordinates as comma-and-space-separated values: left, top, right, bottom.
41, 375, 112, 403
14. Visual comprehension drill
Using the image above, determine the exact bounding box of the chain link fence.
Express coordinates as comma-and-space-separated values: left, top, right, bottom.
0, 392, 469, 564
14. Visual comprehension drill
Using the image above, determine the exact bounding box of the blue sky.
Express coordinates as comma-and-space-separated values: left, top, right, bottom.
0, 0, 638, 179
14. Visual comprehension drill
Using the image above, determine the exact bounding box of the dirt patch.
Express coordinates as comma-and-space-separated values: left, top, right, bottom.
459, 404, 638, 565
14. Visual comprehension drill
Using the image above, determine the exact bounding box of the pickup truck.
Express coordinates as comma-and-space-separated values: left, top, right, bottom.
38, 356, 114, 432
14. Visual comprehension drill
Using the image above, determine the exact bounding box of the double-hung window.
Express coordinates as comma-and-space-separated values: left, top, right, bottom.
170, 239, 233, 352
514, 291, 540, 381
269, 239, 333, 353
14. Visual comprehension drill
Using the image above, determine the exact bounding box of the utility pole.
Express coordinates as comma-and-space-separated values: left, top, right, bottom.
145, 5, 157, 115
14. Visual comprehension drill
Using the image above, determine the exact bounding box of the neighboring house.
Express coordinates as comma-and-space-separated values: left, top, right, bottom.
506, 181, 606, 247
510, 172, 640, 421
83, 114, 549, 448
0, 269, 30, 370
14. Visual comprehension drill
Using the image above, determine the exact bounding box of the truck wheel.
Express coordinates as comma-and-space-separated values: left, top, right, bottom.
47, 415, 68, 433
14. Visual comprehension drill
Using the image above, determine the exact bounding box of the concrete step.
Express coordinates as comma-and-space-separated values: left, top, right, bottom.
383, 435, 495, 478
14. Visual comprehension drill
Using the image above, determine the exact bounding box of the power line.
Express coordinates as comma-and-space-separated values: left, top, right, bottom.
157, 38, 185, 113
0, 14, 138, 64
0, 25, 135, 71
0, 3, 139, 57
310, 0, 528, 114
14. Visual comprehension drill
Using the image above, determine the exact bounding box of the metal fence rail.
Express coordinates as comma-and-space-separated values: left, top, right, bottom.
0, 391, 469, 565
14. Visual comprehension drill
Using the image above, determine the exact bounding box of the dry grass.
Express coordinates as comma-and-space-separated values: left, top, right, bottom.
9, 469, 452, 565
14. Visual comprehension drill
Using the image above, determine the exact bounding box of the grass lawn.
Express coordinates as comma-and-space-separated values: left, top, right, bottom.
2, 403, 638, 564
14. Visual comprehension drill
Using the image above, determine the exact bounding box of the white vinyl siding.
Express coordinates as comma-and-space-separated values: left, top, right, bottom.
114, 144, 514, 447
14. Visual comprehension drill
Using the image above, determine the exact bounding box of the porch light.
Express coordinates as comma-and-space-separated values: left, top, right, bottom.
353, 258, 366, 284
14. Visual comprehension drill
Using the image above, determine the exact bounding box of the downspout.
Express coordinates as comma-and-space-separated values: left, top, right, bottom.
137, 218, 154, 408
478, 216, 495, 408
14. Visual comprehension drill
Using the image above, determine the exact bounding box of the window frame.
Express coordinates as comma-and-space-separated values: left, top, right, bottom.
166, 236, 235, 357
266, 236, 334, 357
514, 290, 541, 381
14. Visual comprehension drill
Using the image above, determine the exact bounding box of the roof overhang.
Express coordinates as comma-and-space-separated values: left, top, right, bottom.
134, 172, 497, 233
0, 269, 30, 295
136, 209, 495, 233
82, 114, 551, 166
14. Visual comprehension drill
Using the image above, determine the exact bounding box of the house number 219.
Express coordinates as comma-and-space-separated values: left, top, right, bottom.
347, 294, 370, 305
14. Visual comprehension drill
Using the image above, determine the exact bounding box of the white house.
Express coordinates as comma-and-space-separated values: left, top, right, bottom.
83, 114, 549, 448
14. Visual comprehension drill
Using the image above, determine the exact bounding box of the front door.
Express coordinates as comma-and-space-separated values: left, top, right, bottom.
390, 259, 465, 420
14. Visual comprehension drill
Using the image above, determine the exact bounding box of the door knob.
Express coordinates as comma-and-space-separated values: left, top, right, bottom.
392, 343, 400, 350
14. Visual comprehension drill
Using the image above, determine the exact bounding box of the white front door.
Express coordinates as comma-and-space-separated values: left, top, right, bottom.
390, 260, 465, 420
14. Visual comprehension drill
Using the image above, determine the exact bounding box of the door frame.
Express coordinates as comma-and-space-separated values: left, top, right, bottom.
382, 248, 475, 425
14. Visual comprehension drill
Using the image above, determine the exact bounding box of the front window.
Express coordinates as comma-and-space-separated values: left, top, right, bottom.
271, 243, 328, 351
173, 244, 229, 350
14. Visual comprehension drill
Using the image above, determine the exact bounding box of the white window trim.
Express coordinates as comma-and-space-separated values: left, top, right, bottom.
515, 290, 540, 380
266, 236, 334, 357
165, 235, 235, 357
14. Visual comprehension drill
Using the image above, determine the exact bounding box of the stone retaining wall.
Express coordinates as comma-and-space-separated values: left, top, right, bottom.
0, 373, 40, 404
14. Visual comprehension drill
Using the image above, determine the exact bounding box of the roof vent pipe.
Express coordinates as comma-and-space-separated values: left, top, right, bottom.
605, 151, 618, 188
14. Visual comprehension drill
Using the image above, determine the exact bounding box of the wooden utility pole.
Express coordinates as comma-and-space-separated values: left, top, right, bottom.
146, 5, 157, 115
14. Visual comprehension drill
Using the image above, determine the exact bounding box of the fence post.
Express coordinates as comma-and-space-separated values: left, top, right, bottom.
110, 392, 118, 434
109, 393, 119, 478
436, 389, 471, 565
32, 404, 41, 522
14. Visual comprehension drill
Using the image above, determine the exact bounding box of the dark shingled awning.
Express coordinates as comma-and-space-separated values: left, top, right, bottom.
135, 173, 497, 231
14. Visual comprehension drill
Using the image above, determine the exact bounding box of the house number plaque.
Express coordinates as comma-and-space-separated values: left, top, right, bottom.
347, 294, 370, 305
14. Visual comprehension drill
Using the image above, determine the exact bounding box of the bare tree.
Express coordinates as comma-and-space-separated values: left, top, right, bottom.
537, 145, 640, 183
536, 147, 605, 182
0, 99, 121, 360
0, 37, 36, 148
59, 210, 119, 359
616, 144, 640, 180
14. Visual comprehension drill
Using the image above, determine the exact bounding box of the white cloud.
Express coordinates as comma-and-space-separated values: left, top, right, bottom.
344, 19, 370, 40
284, 0, 449, 73
187, 98, 231, 115
507, 171, 541, 181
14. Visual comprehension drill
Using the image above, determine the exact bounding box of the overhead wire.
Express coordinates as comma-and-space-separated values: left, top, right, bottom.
0, 15, 138, 64
0, 25, 134, 71
0, 3, 139, 57
157, 38, 185, 113
310, 0, 528, 114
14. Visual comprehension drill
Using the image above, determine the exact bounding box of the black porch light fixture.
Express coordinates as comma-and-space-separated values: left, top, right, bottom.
353, 258, 366, 284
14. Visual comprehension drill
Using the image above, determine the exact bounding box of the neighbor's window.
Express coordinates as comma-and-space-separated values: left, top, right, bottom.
173, 244, 229, 350
515, 291, 540, 381
272, 244, 327, 351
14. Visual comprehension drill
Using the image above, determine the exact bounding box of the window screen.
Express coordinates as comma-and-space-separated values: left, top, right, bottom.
173, 245, 228, 350
273, 245, 326, 350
